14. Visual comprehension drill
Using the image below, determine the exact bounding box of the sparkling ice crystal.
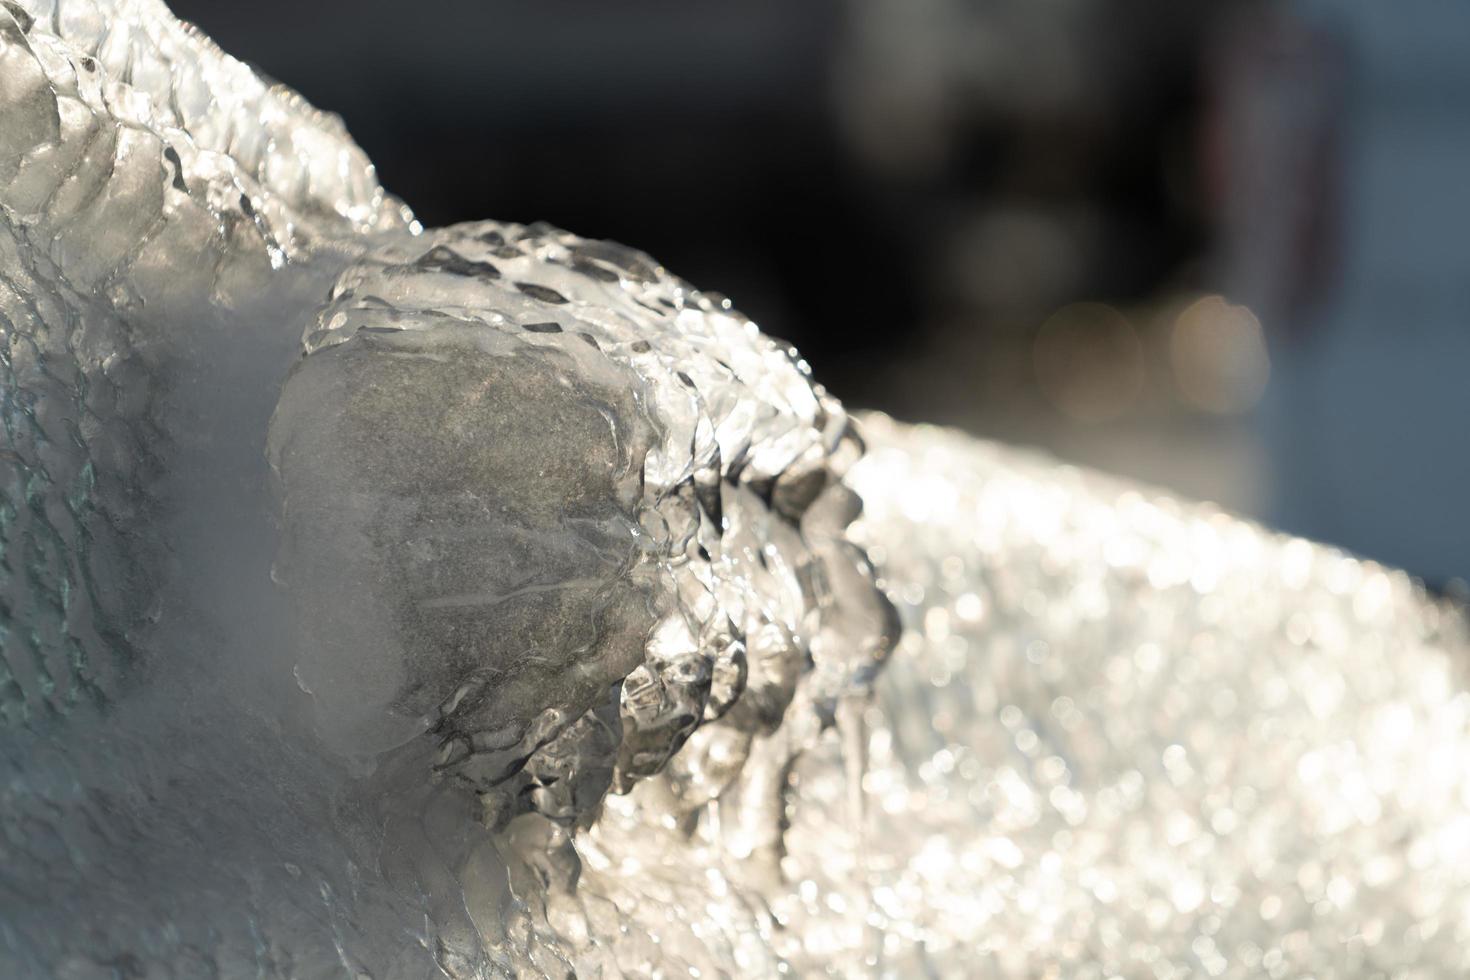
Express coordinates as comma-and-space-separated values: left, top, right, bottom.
2, 2, 1470, 978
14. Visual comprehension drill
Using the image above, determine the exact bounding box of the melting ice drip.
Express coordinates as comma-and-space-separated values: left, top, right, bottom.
5, 2, 1470, 978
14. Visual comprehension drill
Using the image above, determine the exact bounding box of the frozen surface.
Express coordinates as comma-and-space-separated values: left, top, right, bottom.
837, 417, 1470, 977
3, 1, 1470, 978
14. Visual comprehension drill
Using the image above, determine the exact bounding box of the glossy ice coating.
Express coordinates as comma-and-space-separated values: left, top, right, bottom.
1, 0, 892, 974
4, 1, 1470, 978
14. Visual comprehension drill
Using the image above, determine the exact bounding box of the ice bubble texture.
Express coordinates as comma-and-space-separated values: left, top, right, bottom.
3, 1, 1470, 978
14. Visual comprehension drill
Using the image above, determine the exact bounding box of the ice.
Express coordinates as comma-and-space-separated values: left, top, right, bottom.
1, 1, 891, 973
4, 1, 1470, 978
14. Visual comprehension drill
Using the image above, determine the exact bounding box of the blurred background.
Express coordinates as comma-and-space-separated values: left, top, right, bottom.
171, 0, 1470, 589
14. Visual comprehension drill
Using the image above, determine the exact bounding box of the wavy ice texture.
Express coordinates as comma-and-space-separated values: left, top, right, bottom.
1, 0, 896, 975
3, 1, 1470, 978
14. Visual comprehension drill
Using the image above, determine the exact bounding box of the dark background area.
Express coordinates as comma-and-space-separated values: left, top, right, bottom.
170, 0, 1215, 413
172, 0, 1470, 588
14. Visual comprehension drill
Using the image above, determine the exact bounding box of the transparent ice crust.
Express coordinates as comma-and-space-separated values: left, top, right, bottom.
3, 2, 1470, 978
